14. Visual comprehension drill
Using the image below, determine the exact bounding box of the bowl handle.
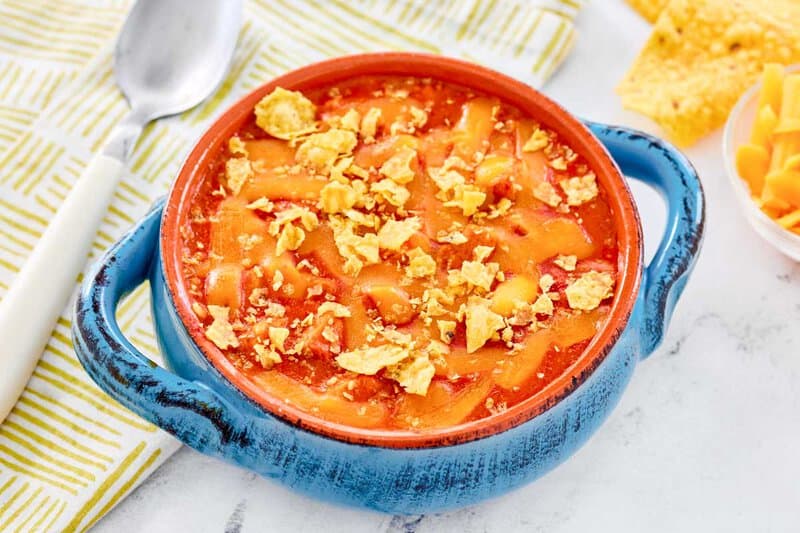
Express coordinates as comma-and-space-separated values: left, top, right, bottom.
587, 122, 705, 358
72, 198, 252, 454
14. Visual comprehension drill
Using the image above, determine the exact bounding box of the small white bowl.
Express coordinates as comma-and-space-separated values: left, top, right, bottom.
722, 64, 800, 261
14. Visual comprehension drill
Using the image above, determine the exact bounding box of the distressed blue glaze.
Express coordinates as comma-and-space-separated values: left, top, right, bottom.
587, 122, 704, 357
73, 124, 704, 514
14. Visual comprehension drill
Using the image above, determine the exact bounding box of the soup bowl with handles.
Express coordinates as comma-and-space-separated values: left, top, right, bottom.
73, 53, 704, 514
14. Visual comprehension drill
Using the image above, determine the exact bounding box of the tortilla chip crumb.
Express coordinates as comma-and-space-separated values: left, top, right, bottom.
318, 301, 352, 318
335, 344, 408, 375
406, 247, 437, 278
320, 180, 358, 214
378, 217, 421, 250
380, 148, 417, 184
437, 319, 457, 344
360, 107, 382, 143
554, 254, 578, 271
296, 129, 358, 173
533, 181, 562, 207
565, 271, 615, 311
530, 294, 554, 316
444, 184, 486, 216
559, 172, 598, 206
205, 305, 239, 349
255, 87, 316, 140
225, 158, 253, 196
254, 343, 282, 368
275, 222, 305, 256
410, 106, 428, 129
371, 178, 411, 207
338, 108, 361, 131
228, 136, 248, 156
268, 327, 290, 352
386, 355, 435, 395
523, 127, 550, 152
465, 297, 506, 353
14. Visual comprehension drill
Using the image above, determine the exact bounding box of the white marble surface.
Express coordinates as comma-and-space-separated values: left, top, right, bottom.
94, 2, 800, 531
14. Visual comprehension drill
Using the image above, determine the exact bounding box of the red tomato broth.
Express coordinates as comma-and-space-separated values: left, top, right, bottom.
176, 75, 619, 432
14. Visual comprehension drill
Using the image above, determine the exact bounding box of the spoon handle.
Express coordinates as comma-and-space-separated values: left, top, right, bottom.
0, 153, 124, 422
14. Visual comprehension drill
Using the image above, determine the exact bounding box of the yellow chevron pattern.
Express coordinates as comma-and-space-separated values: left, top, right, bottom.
0, 0, 583, 529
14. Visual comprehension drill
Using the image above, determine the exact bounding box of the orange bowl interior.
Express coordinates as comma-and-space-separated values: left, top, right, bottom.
160, 52, 643, 448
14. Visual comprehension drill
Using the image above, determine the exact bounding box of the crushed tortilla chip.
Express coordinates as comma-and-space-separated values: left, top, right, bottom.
406, 247, 437, 278
559, 172, 598, 206
296, 129, 358, 172
371, 178, 410, 207
205, 305, 239, 349
319, 180, 358, 213
566, 271, 615, 311
254, 343, 282, 368
268, 327, 290, 352
380, 148, 417, 184
464, 296, 505, 353
255, 87, 316, 140
225, 158, 252, 196
618, 0, 800, 146
386, 354, 435, 395
335, 344, 408, 375
275, 222, 305, 256
360, 107, 382, 143
377, 217, 421, 250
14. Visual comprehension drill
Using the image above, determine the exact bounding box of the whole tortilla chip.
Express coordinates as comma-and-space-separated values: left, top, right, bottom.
617, 0, 800, 146
625, 0, 669, 23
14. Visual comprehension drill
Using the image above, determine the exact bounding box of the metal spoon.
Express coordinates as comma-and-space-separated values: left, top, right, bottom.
0, 0, 242, 422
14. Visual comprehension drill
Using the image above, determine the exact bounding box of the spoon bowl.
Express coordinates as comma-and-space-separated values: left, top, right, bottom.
115, 0, 242, 121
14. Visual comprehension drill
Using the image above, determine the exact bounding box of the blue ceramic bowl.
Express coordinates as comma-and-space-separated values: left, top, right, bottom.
73, 54, 704, 514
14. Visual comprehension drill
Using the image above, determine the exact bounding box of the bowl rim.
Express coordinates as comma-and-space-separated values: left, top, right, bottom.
722, 63, 800, 260
160, 52, 644, 449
